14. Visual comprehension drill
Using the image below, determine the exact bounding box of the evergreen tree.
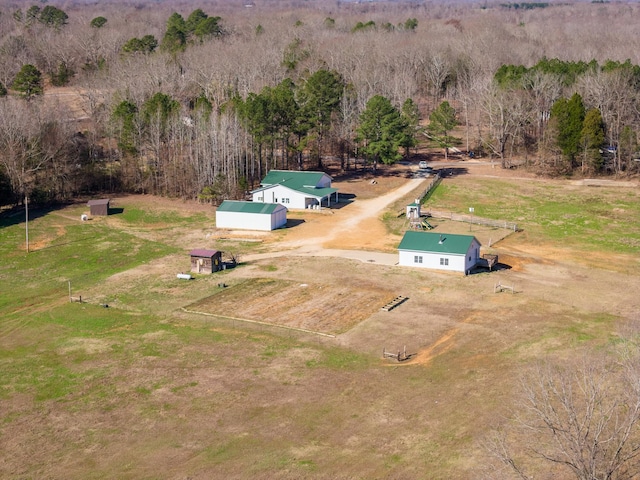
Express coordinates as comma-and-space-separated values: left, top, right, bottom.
400, 98, 420, 158
161, 13, 187, 52
90, 16, 107, 28
357, 95, 407, 171
50, 62, 73, 87
550, 93, 585, 166
122, 36, 157, 54
194, 17, 223, 40
142, 93, 180, 131
619, 125, 638, 172
38, 6, 68, 29
428, 101, 458, 159
186, 9, 208, 33
580, 108, 605, 172
12, 64, 43, 99
297, 69, 344, 168
112, 100, 138, 154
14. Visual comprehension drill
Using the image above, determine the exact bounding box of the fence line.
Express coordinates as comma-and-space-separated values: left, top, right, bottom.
404, 172, 518, 232
416, 173, 442, 203
426, 209, 518, 231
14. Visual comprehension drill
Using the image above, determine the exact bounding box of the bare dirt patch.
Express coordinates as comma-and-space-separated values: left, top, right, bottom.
186, 277, 396, 334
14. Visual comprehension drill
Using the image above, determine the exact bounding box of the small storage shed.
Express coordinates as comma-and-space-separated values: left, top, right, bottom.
216, 200, 287, 231
189, 249, 222, 274
87, 199, 110, 216
398, 231, 481, 274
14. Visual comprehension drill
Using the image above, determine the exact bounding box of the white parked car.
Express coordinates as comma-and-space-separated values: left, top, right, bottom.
418, 161, 428, 169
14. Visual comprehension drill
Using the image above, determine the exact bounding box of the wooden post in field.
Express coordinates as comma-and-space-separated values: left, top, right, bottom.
25, 195, 29, 253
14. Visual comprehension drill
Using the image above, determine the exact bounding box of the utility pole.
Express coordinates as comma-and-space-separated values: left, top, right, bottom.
25, 195, 29, 253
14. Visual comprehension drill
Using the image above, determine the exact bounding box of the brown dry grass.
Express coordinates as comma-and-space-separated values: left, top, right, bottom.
5, 160, 640, 479
186, 277, 396, 335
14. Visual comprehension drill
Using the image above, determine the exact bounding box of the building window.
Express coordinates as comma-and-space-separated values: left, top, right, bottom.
414, 255, 423, 264
282, 198, 290, 204
440, 258, 449, 266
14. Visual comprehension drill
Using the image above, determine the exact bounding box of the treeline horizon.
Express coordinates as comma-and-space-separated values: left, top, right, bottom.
1, 0, 640, 207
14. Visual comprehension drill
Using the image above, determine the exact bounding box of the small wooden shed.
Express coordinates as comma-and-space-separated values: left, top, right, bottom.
87, 199, 110, 216
189, 249, 222, 274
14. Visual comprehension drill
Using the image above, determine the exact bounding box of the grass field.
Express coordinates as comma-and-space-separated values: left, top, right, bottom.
427, 177, 640, 255
1, 173, 639, 479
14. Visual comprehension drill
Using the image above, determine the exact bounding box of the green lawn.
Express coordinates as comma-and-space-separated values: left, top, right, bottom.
426, 178, 640, 253
0, 185, 635, 479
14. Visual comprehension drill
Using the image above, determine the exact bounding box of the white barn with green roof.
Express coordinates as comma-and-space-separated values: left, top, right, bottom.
398, 231, 481, 274
251, 169, 338, 209
216, 200, 287, 231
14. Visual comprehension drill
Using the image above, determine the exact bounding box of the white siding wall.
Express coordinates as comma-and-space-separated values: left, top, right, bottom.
252, 185, 310, 209
216, 212, 274, 231
317, 175, 332, 188
271, 207, 287, 229
464, 240, 481, 272
399, 250, 467, 272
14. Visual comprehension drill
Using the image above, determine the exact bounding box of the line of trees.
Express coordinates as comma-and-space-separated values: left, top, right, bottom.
2, 2, 640, 207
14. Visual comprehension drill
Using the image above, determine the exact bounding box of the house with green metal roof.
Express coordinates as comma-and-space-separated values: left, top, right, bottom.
251, 169, 338, 210
398, 231, 481, 274
216, 200, 287, 231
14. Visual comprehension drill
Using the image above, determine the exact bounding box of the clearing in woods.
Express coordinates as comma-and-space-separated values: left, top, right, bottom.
3, 159, 640, 479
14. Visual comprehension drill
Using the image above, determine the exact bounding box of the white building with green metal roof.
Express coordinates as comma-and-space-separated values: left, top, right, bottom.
216, 200, 287, 231
251, 170, 338, 210
398, 231, 481, 274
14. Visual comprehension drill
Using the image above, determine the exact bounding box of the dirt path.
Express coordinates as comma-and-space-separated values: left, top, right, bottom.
246, 176, 427, 262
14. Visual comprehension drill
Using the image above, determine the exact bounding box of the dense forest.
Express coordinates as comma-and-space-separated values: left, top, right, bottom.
1, 0, 640, 207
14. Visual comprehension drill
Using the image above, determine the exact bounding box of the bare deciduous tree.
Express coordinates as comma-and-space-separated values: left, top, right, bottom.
486, 354, 640, 480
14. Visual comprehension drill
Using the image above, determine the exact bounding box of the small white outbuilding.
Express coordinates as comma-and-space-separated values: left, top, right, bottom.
398, 231, 481, 274
215, 200, 287, 231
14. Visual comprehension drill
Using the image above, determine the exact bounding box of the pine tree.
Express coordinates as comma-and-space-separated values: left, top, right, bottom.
12, 64, 43, 99
550, 93, 585, 167
428, 101, 458, 159
580, 108, 605, 173
357, 95, 406, 171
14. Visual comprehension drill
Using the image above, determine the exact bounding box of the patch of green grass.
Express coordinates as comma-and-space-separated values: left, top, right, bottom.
0, 217, 177, 312
384, 453, 403, 468
309, 347, 372, 370
501, 312, 618, 356
170, 381, 198, 393
425, 179, 640, 254
203, 436, 263, 464
120, 207, 208, 226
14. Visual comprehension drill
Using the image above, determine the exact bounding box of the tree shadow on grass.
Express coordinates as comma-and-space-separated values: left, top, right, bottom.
0, 203, 68, 229
438, 167, 469, 178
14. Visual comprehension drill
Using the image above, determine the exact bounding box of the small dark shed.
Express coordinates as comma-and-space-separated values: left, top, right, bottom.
87, 199, 110, 216
189, 249, 223, 274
